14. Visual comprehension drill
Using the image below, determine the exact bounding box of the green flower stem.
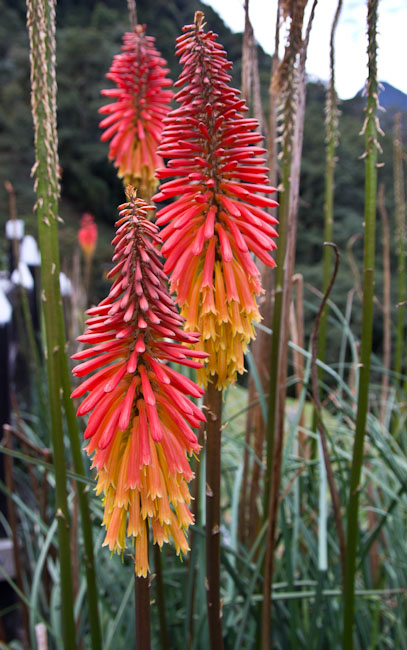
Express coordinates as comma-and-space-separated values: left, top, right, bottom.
50, 184, 101, 650
317, 0, 342, 367
27, 2, 101, 648
393, 113, 406, 387
44, 20, 102, 650
263, 149, 290, 522
310, 0, 342, 476
342, 1, 380, 647
27, 1, 76, 647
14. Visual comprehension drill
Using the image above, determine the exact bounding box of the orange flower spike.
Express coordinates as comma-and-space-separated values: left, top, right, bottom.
78, 212, 98, 261
72, 186, 206, 577
154, 13, 279, 389
99, 26, 173, 197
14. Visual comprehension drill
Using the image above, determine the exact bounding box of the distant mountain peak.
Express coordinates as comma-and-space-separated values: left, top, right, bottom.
358, 81, 407, 112
378, 82, 407, 110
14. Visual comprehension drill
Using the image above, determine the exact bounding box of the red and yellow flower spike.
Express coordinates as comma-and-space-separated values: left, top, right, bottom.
99, 26, 173, 198
71, 187, 206, 577
153, 13, 278, 390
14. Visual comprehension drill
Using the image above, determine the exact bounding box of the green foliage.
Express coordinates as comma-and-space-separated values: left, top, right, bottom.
3, 306, 407, 648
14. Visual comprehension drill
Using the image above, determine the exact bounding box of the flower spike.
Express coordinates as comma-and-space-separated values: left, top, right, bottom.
154, 14, 278, 389
99, 27, 173, 198
72, 187, 206, 577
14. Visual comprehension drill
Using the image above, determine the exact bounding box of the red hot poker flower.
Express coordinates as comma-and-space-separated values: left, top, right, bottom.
78, 212, 98, 260
71, 187, 206, 577
99, 26, 173, 198
153, 13, 278, 389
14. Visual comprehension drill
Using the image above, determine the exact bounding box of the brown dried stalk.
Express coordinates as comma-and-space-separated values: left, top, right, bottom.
135, 560, 151, 650
241, 0, 266, 135
252, 35, 266, 137
238, 0, 280, 549
4, 181, 17, 222
268, 0, 281, 176
127, 0, 138, 29
153, 545, 170, 650
187, 421, 205, 642
261, 4, 317, 647
271, 0, 308, 95
205, 382, 224, 650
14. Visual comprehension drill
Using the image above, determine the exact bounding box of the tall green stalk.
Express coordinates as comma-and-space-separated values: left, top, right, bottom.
310, 0, 342, 476
342, 1, 380, 647
317, 0, 342, 365
27, 2, 101, 648
393, 113, 406, 386
26, 1, 76, 647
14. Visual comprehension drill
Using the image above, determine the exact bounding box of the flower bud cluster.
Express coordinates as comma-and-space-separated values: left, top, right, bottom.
100, 26, 173, 198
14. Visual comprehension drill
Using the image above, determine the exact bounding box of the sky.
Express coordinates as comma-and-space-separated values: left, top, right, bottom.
201, 0, 406, 100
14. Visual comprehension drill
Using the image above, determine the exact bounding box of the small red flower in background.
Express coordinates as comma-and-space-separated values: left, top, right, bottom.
71, 187, 206, 577
99, 26, 173, 198
153, 13, 278, 389
78, 212, 98, 261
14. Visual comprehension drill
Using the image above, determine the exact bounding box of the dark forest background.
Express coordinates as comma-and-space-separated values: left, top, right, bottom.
1, 0, 406, 357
